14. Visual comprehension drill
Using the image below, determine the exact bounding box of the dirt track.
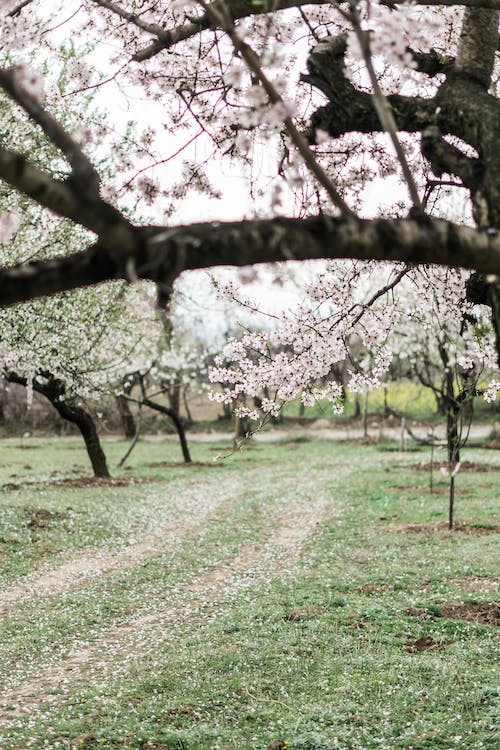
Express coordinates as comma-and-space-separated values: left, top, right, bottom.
0, 476, 332, 724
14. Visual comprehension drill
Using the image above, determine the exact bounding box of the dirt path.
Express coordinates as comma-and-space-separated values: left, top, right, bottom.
179, 423, 495, 444
0, 494, 331, 723
0, 479, 239, 613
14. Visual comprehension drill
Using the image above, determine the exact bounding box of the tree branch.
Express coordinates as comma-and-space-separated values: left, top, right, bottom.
421, 125, 482, 187
0, 143, 137, 251
0, 67, 100, 197
302, 36, 436, 141
89, 0, 164, 36
0, 215, 498, 307
409, 48, 455, 77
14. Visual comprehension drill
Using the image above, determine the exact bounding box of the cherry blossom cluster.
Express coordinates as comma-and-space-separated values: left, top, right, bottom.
209, 262, 498, 420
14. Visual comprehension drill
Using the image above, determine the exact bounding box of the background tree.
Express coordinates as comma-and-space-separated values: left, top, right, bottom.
392, 267, 497, 527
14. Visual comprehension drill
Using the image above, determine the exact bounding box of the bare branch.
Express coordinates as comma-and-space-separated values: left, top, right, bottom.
89, 0, 164, 35
200, 0, 355, 217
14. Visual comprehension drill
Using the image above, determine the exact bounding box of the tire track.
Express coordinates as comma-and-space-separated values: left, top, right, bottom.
0, 477, 239, 613
0, 493, 332, 723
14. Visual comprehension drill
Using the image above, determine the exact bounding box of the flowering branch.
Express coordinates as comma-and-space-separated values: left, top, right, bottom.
89, 0, 165, 36
0, 67, 101, 198
130, 1, 500, 62
347, 4, 422, 209
200, 0, 355, 217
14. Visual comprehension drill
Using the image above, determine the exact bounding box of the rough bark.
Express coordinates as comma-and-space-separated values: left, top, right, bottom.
0, 216, 498, 311
6, 372, 110, 477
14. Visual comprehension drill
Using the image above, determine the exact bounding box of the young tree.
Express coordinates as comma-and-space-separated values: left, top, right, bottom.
392, 267, 497, 527
0, 3, 496, 320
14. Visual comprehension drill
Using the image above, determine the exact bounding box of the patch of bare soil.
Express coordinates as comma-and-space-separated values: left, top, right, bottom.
164, 704, 202, 724
389, 485, 465, 496
146, 461, 223, 468
337, 436, 377, 446
410, 461, 500, 473
1, 476, 158, 490
440, 601, 500, 625
403, 635, 452, 653
0, 498, 330, 721
24, 508, 65, 529
344, 616, 374, 630
357, 582, 395, 593
405, 601, 499, 626
448, 576, 499, 592
41, 476, 158, 487
387, 521, 500, 535
284, 606, 328, 621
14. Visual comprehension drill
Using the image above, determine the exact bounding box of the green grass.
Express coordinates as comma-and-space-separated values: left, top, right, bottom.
0, 436, 498, 749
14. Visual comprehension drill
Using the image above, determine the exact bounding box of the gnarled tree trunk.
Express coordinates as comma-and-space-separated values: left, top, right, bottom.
6, 372, 110, 478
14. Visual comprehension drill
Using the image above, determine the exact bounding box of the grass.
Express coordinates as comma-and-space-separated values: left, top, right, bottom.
0, 435, 498, 749
282, 379, 498, 422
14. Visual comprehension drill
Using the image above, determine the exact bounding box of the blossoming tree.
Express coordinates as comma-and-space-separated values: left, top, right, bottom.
0, 1, 498, 401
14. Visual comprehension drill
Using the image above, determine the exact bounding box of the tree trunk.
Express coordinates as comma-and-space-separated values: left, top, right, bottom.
55, 399, 110, 477
6, 372, 110, 477
182, 386, 194, 426
353, 393, 361, 419
142, 398, 192, 463
220, 401, 232, 420
362, 392, 369, 438
167, 381, 181, 417
449, 474, 455, 530
116, 394, 136, 439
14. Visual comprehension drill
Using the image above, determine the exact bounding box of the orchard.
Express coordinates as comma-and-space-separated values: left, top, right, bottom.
0, 3, 498, 750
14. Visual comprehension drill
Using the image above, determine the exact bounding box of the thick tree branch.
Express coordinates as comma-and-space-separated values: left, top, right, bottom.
0, 216, 498, 307
421, 125, 482, 187
0, 145, 139, 257
7, 0, 35, 16
129, 1, 500, 62
410, 49, 455, 77
303, 36, 436, 140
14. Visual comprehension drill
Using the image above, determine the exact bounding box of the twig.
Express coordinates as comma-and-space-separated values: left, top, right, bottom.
347, 4, 422, 209
117, 403, 142, 467
199, 0, 356, 217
